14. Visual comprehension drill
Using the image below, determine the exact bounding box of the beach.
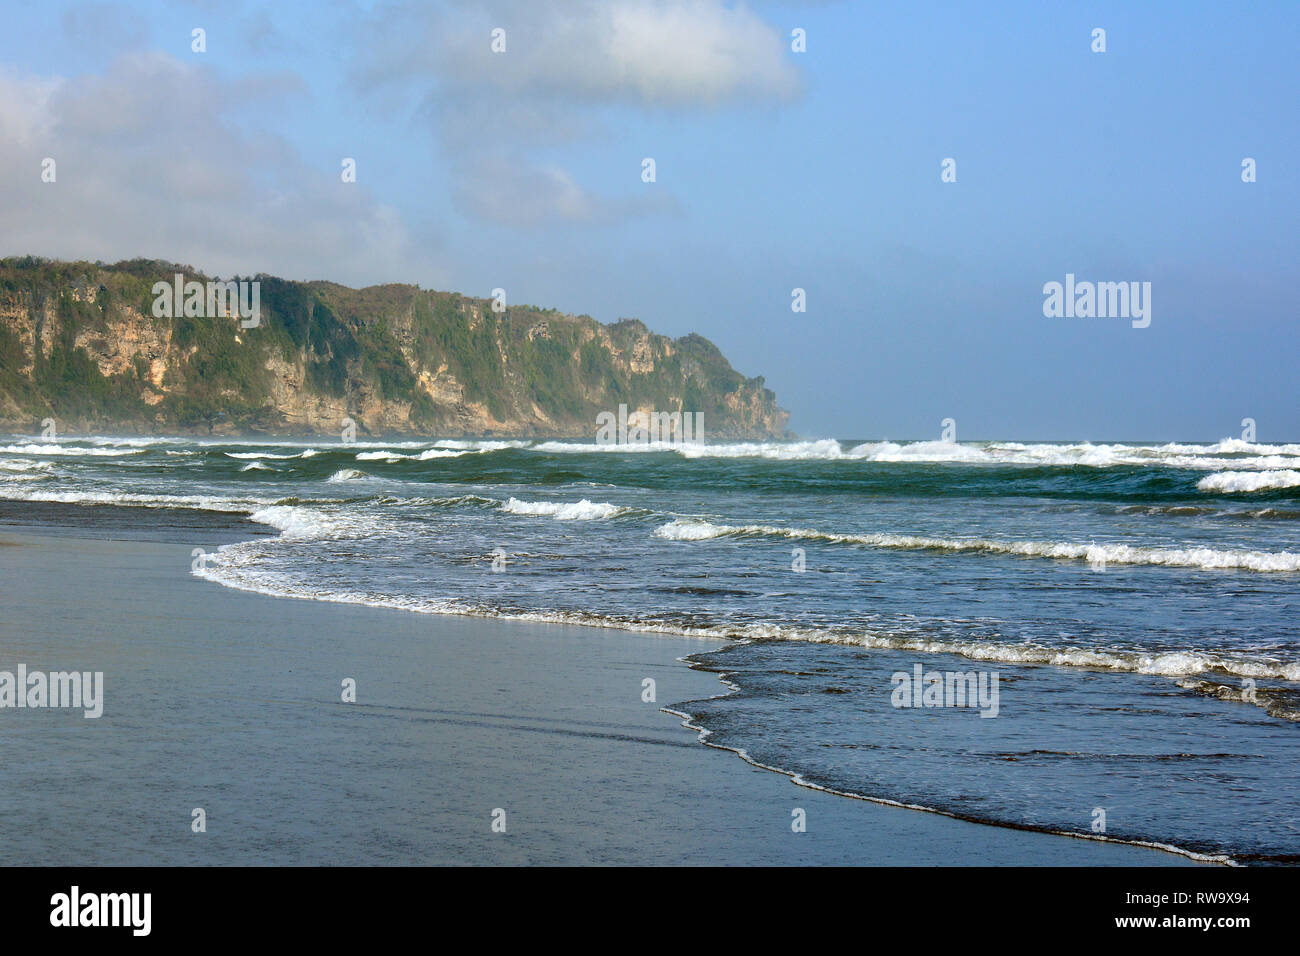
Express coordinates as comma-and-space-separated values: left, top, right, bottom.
3, 0, 1297, 889
0, 508, 1199, 866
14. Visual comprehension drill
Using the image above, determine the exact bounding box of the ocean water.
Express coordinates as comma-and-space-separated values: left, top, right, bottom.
2, 433, 1298, 863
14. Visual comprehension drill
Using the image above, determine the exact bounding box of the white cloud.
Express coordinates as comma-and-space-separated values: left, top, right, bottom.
0, 54, 429, 286
428, 0, 801, 105
357, 0, 802, 227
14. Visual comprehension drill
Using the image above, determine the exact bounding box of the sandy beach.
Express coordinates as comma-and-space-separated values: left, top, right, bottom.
0, 511, 1200, 866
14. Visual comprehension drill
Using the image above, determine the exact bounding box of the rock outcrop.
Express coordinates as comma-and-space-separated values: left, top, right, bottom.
0, 257, 790, 439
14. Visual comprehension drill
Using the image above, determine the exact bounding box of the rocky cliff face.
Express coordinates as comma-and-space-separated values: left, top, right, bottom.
0, 258, 790, 439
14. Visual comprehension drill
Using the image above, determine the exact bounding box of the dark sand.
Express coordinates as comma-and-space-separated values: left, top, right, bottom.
0, 526, 1200, 865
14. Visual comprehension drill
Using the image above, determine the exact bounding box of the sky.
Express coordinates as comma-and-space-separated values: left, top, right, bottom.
0, 0, 1296, 440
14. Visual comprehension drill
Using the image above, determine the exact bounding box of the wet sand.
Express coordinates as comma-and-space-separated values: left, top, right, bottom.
0, 524, 1199, 865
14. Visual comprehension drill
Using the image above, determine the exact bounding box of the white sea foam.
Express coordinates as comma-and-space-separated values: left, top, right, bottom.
84, 436, 178, 447
810, 632, 1300, 682
244, 505, 370, 540
431, 439, 530, 451
652, 518, 1300, 572
326, 468, 370, 482
416, 448, 469, 459
533, 440, 669, 454
1198, 470, 1300, 493
4, 435, 179, 450
354, 448, 468, 461
0, 487, 277, 511
355, 451, 404, 461
532, 438, 852, 460
193, 547, 1300, 683
225, 450, 317, 460
0, 443, 145, 457
529, 438, 1300, 469
501, 497, 626, 520
678, 439, 852, 460
0, 458, 52, 472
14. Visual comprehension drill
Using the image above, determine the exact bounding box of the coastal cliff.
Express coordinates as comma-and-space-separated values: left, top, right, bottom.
0, 257, 790, 439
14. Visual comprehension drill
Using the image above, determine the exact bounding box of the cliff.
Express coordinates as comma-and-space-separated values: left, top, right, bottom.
0, 257, 790, 439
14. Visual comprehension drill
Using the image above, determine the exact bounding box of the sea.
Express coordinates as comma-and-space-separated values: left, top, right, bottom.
2, 433, 1298, 864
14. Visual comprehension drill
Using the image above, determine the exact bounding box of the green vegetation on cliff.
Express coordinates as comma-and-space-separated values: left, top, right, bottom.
0, 257, 790, 438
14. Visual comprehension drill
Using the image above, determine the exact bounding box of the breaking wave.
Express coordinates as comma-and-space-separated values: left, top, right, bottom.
1198, 470, 1300, 493
652, 518, 1300, 572
501, 497, 628, 520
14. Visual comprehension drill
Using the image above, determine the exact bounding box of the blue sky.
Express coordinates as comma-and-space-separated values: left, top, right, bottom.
1, 0, 1296, 439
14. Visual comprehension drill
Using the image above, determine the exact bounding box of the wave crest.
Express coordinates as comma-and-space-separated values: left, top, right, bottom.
653, 519, 1300, 572
1198, 470, 1300, 493
501, 497, 626, 520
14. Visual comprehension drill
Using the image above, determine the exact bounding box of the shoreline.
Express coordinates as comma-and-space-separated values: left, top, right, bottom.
669, 656, 1233, 866
0, 505, 1205, 865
